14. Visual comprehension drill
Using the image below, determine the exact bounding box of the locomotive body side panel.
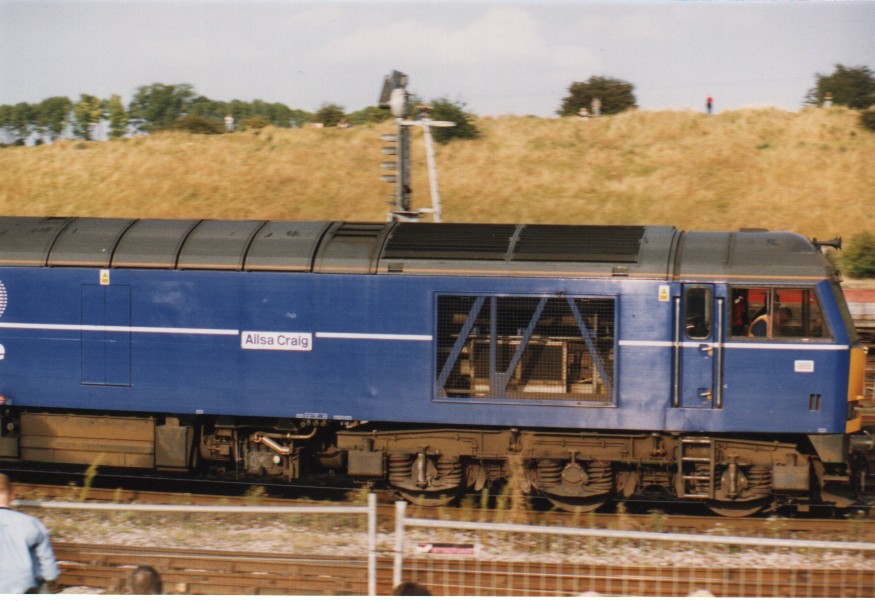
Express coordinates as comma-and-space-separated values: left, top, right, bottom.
0, 264, 851, 435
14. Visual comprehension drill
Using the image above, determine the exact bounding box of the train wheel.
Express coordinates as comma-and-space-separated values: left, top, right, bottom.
544, 492, 609, 513
705, 499, 767, 518
398, 488, 462, 507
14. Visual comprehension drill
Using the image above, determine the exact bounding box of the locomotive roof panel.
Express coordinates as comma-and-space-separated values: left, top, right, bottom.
48, 217, 135, 267
176, 220, 266, 270
313, 222, 392, 274
0, 217, 73, 266
244, 221, 331, 272
111, 219, 200, 269
676, 230, 831, 281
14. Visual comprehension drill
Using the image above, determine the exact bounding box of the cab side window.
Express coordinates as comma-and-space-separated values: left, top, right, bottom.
730, 287, 828, 339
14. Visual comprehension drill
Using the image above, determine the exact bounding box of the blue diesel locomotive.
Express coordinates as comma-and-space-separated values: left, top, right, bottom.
0, 217, 869, 515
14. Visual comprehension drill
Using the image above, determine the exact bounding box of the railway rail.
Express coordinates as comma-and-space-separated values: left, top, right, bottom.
53, 542, 875, 597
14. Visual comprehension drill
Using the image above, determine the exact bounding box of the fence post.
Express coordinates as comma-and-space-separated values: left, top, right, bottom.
368, 493, 377, 596
393, 501, 407, 589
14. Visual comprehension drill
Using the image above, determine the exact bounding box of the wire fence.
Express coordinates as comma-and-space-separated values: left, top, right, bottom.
14, 493, 379, 596
15, 493, 875, 596
392, 501, 875, 597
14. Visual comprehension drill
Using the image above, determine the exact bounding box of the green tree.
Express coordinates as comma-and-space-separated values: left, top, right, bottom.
346, 105, 392, 126
73, 94, 104, 140
105, 94, 129, 139
313, 103, 345, 127
265, 103, 295, 127
0, 105, 12, 143
227, 99, 253, 123
558, 76, 637, 117
9, 102, 35, 143
36, 96, 73, 141
286, 108, 312, 128
187, 96, 226, 121
805, 64, 875, 109
128, 83, 195, 132
427, 99, 480, 144
842, 232, 875, 279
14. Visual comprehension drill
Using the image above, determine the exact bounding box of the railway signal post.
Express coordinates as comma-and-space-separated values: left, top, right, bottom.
378, 71, 454, 223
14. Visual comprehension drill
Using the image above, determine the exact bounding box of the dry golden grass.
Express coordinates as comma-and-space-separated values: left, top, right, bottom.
0, 106, 872, 241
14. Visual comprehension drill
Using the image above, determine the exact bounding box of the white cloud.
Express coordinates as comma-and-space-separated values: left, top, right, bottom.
315, 6, 595, 68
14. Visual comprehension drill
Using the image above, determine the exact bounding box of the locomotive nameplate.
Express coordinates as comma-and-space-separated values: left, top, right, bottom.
241, 331, 312, 351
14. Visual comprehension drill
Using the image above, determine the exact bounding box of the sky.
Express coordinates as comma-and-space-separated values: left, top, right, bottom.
0, 0, 873, 117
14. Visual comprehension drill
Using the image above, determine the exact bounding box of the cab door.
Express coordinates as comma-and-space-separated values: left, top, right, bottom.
675, 285, 724, 408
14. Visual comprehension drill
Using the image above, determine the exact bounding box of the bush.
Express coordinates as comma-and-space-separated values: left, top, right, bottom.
842, 232, 875, 278
558, 75, 638, 117
428, 99, 480, 144
241, 116, 270, 130
861, 108, 875, 133
312, 103, 345, 127
169, 115, 224, 135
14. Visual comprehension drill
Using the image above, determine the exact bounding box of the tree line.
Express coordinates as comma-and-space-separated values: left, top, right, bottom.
0, 82, 482, 146
0, 83, 319, 145
2, 64, 873, 146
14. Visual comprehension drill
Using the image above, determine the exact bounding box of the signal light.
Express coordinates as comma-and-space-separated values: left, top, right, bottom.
380, 161, 398, 170
380, 174, 397, 183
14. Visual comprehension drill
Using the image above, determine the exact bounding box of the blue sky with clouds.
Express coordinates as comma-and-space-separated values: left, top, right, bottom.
1, 0, 873, 116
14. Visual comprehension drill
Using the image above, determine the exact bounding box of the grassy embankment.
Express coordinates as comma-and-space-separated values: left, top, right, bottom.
0, 106, 872, 244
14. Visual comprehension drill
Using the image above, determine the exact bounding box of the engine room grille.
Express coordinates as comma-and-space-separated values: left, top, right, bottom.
512, 225, 644, 263
383, 223, 644, 263
383, 223, 517, 260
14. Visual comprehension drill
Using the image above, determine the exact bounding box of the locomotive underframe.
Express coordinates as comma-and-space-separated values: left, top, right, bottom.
2, 408, 865, 514
335, 427, 815, 510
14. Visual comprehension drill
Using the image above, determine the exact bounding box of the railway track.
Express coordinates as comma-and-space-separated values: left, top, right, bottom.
55, 543, 376, 595
14, 482, 875, 541
53, 542, 875, 597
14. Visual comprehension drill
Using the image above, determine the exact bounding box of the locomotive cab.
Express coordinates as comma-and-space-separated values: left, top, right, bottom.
671, 230, 870, 510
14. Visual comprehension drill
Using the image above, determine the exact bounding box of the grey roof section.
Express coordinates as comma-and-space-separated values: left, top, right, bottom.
0, 217, 73, 266
313, 222, 392, 274
0, 216, 834, 282
112, 219, 200, 269
177, 220, 266, 270
675, 230, 833, 281
48, 218, 135, 267
244, 221, 331, 272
